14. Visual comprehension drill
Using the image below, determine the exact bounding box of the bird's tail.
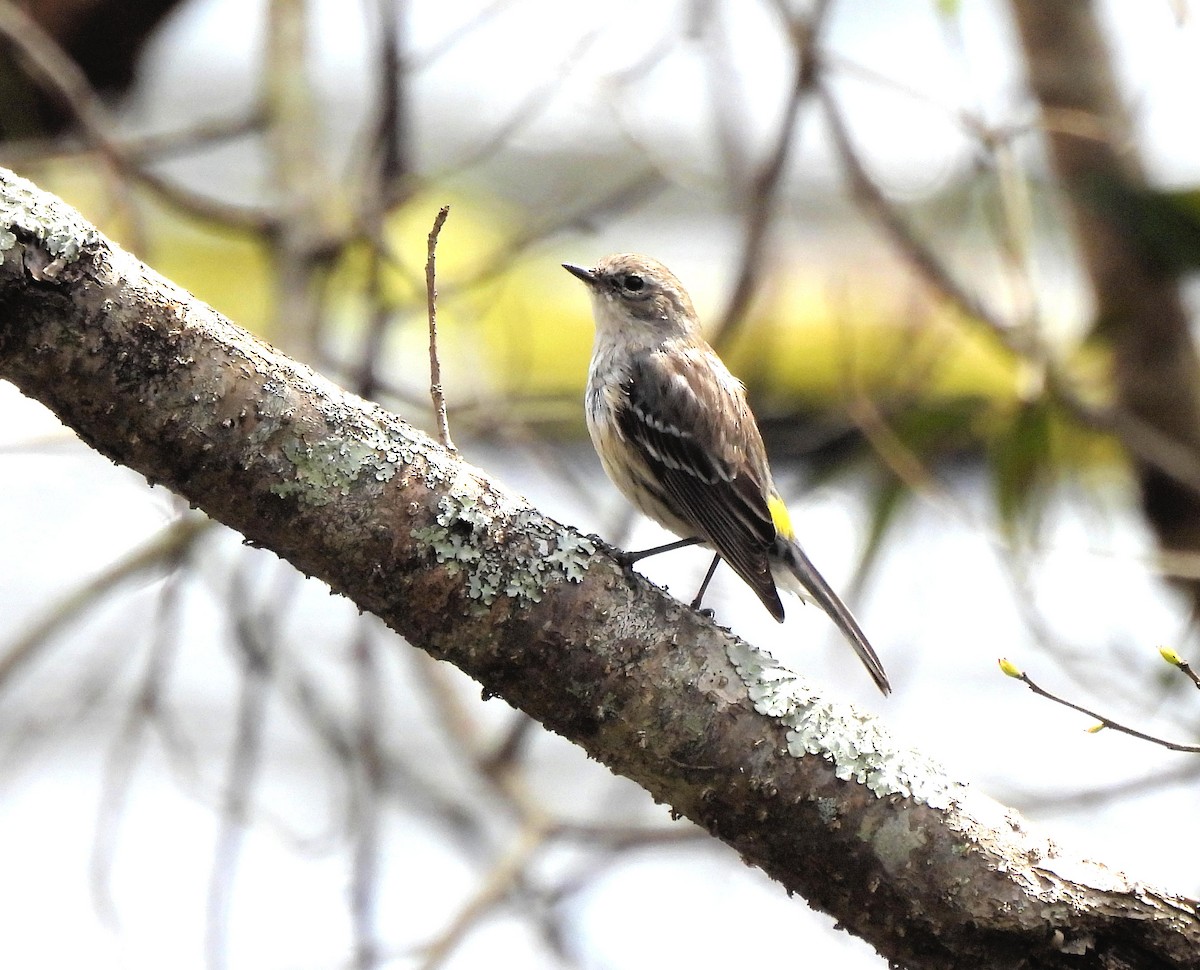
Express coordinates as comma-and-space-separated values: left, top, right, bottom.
772, 540, 891, 696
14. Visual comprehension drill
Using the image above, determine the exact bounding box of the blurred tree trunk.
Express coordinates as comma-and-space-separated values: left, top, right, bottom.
1010, 0, 1200, 611
1, 0, 185, 138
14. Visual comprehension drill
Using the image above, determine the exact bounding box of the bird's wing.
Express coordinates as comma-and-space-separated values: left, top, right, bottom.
615, 348, 785, 620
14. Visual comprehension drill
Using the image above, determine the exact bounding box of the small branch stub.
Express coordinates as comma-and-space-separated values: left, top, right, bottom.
426, 204, 455, 452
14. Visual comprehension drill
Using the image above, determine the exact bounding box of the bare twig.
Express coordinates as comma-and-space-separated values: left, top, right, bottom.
373, 0, 411, 210
1177, 659, 1200, 689
407, 651, 529, 823
1011, 761, 1200, 812
818, 80, 1003, 331
438, 28, 599, 180
426, 205, 456, 451
0, 110, 268, 172
1000, 659, 1200, 753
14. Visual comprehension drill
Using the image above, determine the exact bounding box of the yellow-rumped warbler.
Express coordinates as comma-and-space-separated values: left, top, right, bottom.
563, 253, 891, 695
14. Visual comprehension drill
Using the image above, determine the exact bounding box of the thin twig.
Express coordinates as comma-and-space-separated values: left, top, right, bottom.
1177, 659, 1200, 689
0, 110, 268, 171
1010, 760, 1200, 812
426, 205, 456, 451
1001, 661, 1200, 753
407, 651, 527, 820
352, 0, 411, 401
204, 558, 286, 970
819, 79, 1002, 330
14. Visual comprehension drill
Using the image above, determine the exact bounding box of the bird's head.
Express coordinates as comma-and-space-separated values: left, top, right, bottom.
563, 254, 700, 338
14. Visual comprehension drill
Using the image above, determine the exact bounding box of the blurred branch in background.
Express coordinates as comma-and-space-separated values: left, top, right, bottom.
353, 0, 411, 402
710, 0, 829, 347
0, 1, 272, 228
0, 513, 213, 690
0, 0, 184, 135
261, 0, 343, 363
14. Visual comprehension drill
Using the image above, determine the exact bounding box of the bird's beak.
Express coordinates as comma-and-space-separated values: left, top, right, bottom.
562, 263, 596, 285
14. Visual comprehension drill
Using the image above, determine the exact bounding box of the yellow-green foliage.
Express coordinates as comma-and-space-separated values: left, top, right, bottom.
27, 162, 1119, 481
722, 288, 1019, 408
26, 161, 272, 331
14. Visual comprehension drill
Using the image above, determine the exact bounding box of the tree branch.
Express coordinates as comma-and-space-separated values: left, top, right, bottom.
1, 168, 1197, 967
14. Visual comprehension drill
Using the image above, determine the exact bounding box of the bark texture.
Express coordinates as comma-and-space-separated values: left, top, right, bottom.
0, 168, 1197, 968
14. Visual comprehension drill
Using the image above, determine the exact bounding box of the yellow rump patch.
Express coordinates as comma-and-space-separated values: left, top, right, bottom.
768, 494, 794, 540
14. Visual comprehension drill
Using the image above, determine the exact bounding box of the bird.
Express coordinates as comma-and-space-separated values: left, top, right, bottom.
563, 253, 891, 695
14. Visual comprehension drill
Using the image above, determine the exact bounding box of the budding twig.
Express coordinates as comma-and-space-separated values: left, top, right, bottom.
1159, 646, 1200, 690
425, 205, 455, 452
998, 658, 1200, 753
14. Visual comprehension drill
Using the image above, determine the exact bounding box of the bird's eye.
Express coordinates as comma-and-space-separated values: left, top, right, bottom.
622, 274, 644, 292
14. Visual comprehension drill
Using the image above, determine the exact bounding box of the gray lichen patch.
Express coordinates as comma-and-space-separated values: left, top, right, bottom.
412, 476, 596, 610
266, 400, 432, 507
258, 385, 599, 613
275, 434, 378, 503
0, 168, 104, 263
727, 638, 960, 807
274, 423, 407, 505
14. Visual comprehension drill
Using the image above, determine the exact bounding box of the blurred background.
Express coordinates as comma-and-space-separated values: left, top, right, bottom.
2, 0, 1200, 967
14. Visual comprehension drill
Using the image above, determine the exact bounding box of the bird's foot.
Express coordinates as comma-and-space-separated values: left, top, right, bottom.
614, 549, 638, 570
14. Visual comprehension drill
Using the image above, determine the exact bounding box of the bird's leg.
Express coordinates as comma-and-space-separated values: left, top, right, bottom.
690, 554, 722, 613
616, 536, 702, 567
